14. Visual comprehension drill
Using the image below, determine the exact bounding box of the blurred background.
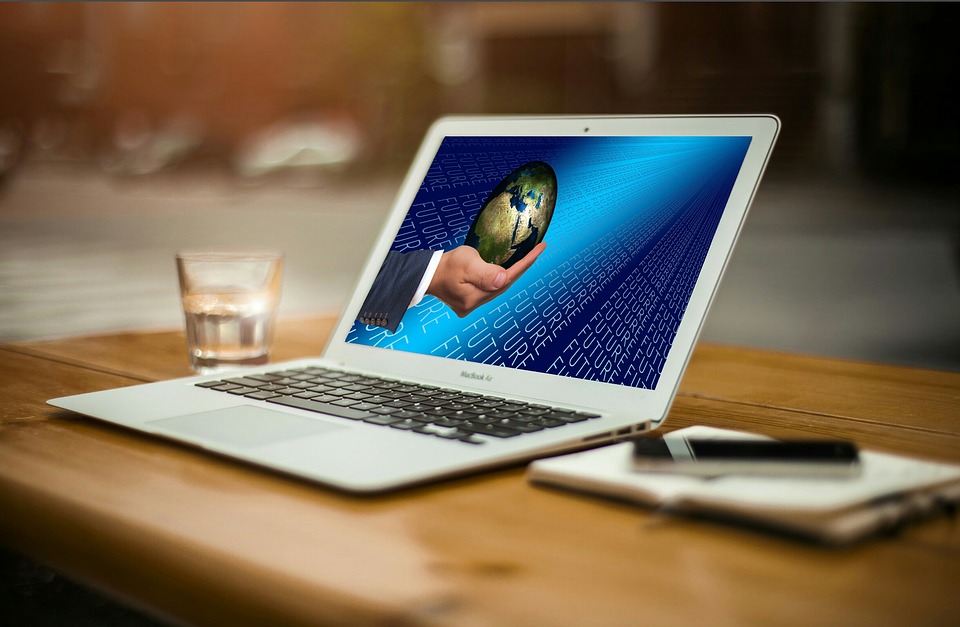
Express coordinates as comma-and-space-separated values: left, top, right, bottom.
1, 1, 958, 370
1, 4, 959, 624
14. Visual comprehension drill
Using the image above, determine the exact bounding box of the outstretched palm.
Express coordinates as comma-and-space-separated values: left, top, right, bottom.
427, 242, 546, 317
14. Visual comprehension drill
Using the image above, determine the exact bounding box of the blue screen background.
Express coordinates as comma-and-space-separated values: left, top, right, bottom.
346, 135, 751, 389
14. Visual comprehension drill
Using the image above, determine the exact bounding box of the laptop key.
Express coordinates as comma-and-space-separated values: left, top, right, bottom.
520, 407, 551, 416
543, 410, 589, 423
266, 396, 374, 421
344, 392, 374, 401
469, 414, 501, 425
459, 423, 521, 438
211, 383, 242, 392
530, 418, 565, 429
499, 419, 545, 433
430, 417, 466, 428
388, 419, 426, 431
393, 410, 428, 420
224, 377, 270, 388
513, 413, 550, 424
245, 390, 281, 401
435, 429, 485, 444
247, 374, 283, 382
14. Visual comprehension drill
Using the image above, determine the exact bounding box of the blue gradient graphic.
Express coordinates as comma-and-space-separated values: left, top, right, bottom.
347, 135, 751, 389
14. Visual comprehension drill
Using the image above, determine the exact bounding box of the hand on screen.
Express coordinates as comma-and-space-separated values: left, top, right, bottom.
427, 242, 546, 318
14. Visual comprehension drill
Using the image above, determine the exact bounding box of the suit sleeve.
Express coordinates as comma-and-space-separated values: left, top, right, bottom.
357, 250, 434, 333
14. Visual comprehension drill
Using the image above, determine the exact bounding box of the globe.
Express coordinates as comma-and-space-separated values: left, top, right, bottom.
464, 161, 557, 269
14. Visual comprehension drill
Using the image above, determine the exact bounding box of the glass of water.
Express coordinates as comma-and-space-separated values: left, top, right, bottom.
175, 249, 284, 374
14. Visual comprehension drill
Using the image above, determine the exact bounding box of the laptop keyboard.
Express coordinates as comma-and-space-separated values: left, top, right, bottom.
196, 366, 601, 445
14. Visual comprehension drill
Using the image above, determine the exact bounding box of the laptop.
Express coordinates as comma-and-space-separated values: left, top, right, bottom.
49, 114, 780, 493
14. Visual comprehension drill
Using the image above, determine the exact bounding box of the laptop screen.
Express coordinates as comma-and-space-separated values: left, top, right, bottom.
346, 135, 751, 390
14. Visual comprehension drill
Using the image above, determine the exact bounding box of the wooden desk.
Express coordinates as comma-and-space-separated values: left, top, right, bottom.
2, 317, 959, 626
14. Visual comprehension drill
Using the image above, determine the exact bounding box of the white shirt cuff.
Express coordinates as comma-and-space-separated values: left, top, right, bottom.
408, 250, 443, 309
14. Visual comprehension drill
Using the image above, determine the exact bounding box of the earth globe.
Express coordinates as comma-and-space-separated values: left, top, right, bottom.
464, 161, 557, 268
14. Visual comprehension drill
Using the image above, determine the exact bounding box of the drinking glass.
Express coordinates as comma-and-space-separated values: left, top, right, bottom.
175, 249, 283, 374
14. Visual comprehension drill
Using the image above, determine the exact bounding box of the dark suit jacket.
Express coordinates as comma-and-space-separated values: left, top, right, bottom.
357, 250, 434, 333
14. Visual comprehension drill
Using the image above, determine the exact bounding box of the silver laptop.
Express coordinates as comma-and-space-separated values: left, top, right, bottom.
49, 115, 779, 493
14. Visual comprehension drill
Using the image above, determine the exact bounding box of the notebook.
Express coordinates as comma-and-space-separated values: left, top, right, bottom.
49, 115, 780, 493
529, 426, 960, 545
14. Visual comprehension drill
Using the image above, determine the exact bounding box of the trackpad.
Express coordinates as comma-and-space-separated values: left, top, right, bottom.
149, 406, 346, 448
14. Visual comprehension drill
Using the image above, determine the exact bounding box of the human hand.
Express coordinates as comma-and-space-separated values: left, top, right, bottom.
427, 242, 546, 317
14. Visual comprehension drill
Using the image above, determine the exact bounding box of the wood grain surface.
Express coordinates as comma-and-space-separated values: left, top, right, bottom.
2, 316, 959, 626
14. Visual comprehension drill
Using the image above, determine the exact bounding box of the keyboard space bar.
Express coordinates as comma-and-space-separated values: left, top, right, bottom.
266, 396, 374, 421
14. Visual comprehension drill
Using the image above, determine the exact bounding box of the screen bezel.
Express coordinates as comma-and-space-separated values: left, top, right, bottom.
321, 115, 780, 427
